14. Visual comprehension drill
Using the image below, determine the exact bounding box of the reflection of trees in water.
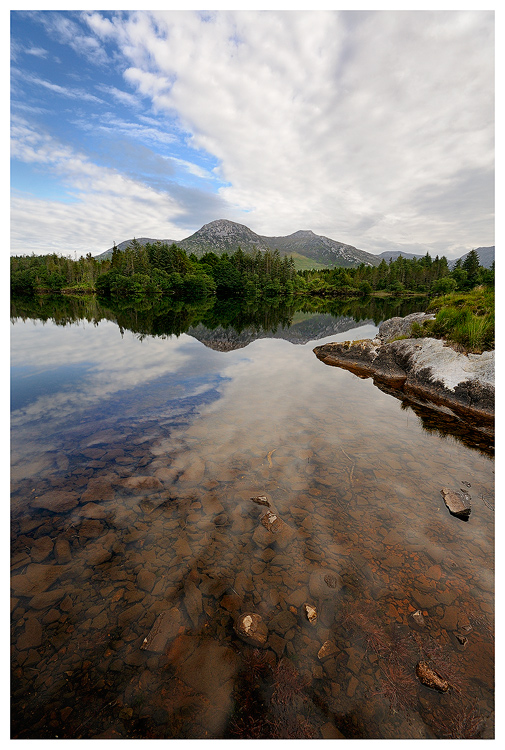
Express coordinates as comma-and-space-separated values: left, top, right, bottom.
10, 294, 428, 340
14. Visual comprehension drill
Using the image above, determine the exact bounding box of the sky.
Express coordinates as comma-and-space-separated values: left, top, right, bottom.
9, 6, 495, 260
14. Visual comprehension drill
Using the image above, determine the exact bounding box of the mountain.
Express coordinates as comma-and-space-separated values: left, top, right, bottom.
178, 219, 271, 256
95, 219, 494, 271
449, 246, 495, 269
377, 250, 425, 263
378, 246, 495, 269
262, 229, 379, 268
95, 237, 175, 259
96, 219, 380, 268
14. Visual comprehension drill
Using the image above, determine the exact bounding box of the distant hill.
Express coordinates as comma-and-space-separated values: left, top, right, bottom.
378, 247, 494, 269
377, 250, 425, 263
95, 219, 380, 269
102, 237, 176, 255
449, 246, 495, 269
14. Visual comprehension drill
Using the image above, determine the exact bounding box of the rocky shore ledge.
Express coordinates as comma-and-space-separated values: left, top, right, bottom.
313, 313, 494, 435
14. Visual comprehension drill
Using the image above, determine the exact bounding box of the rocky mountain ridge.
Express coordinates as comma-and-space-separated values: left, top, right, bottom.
95, 219, 379, 268
95, 219, 494, 270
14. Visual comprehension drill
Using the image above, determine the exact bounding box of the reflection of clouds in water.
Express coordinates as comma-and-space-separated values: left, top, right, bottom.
10, 321, 200, 427
202, 332, 394, 439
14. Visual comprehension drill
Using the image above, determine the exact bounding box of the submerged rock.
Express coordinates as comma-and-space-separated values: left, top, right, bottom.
408, 609, 426, 631
309, 570, 339, 599
304, 603, 318, 626
233, 612, 268, 648
141, 607, 182, 652
184, 581, 203, 628
415, 661, 449, 692
252, 510, 295, 549
269, 609, 297, 636
318, 640, 338, 662
251, 495, 270, 507
213, 513, 229, 527
441, 487, 472, 519
30, 490, 79, 513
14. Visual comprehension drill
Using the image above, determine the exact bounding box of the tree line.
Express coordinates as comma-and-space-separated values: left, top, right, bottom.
298, 250, 493, 296
10, 242, 493, 300
10, 241, 298, 300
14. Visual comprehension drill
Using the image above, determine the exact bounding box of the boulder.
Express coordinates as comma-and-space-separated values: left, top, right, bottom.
233, 612, 268, 648
441, 488, 471, 519
377, 313, 435, 343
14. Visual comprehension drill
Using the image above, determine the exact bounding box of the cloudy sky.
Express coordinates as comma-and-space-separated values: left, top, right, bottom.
10, 7, 494, 259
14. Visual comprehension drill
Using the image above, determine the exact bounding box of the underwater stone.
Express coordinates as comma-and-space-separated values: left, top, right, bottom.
441, 487, 471, 519
304, 603, 318, 626
415, 661, 449, 692
233, 612, 268, 648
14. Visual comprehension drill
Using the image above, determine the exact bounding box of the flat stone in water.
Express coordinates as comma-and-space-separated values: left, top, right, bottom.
31, 491, 79, 513
141, 607, 182, 652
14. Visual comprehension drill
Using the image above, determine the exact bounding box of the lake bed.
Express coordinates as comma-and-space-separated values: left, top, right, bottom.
11, 299, 494, 739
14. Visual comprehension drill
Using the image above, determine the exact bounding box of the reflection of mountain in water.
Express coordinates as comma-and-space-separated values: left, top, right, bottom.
187, 314, 374, 351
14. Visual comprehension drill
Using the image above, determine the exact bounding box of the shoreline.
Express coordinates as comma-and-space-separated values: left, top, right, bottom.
313, 313, 494, 440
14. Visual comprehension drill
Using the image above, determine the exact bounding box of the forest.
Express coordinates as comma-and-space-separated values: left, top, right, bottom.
10, 241, 493, 301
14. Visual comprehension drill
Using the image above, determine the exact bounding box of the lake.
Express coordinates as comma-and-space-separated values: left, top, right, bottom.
10, 295, 494, 739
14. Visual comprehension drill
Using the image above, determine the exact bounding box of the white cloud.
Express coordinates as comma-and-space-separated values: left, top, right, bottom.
74, 111, 177, 147
38, 11, 111, 66
10, 11, 494, 258
10, 118, 187, 255
97, 84, 142, 109
25, 46, 48, 58
82, 9, 494, 254
17, 70, 105, 104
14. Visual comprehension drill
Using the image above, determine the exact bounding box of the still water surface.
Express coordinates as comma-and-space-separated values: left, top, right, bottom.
11, 298, 494, 739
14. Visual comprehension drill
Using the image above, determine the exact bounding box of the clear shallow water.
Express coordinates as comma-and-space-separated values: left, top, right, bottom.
11, 304, 494, 739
